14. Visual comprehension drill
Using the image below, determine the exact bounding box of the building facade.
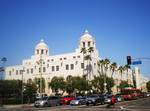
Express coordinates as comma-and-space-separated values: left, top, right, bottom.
4, 30, 148, 94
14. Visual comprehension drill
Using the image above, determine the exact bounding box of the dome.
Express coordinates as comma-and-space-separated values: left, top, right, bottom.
35, 39, 49, 56
80, 30, 94, 42
35, 39, 49, 50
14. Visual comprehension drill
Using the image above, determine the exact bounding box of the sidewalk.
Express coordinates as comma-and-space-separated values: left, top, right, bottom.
1, 103, 33, 109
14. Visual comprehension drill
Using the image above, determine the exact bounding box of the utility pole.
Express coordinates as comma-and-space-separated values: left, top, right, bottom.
21, 67, 25, 105
40, 54, 42, 97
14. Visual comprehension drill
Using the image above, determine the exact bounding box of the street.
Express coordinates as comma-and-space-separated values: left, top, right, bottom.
1, 97, 150, 111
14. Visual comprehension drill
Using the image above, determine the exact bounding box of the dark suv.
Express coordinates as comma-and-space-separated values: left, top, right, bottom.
86, 94, 105, 106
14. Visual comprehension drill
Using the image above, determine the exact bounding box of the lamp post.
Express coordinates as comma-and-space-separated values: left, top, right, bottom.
21, 67, 25, 105
40, 54, 43, 97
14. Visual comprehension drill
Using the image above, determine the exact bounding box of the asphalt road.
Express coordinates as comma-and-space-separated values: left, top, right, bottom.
1, 97, 150, 111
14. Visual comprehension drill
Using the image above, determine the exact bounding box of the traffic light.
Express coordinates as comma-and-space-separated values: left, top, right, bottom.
127, 56, 131, 65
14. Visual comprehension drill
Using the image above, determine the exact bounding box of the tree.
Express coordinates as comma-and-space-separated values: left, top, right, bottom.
118, 81, 133, 91
146, 81, 150, 92
65, 76, 91, 95
123, 64, 130, 82
48, 76, 66, 95
23, 83, 37, 103
0, 80, 23, 105
118, 66, 124, 81
110, 62, 117, 78
80, 47, 87, 78
34, 77, 45, 93
91, 75, 114, 93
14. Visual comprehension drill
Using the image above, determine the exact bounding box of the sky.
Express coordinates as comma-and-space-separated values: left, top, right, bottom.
0, 0, 150, 79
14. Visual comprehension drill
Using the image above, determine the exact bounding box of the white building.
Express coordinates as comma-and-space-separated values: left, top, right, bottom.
4, 30, 148, 94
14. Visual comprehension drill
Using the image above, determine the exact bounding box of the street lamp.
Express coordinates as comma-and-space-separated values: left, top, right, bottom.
21, 67, 25, 105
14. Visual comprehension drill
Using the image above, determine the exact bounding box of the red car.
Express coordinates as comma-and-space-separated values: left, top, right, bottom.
60, 96, 75, 105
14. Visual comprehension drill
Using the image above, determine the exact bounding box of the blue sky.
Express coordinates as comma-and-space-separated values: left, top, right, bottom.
0, 0, 150, 79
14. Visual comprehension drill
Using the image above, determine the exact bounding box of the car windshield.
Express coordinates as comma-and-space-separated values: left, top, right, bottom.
75, 97, 82, 100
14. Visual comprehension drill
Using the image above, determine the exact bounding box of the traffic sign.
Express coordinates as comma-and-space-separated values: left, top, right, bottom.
131, 60, 142, 65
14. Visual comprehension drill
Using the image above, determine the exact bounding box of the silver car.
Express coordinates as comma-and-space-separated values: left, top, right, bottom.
70, 97, 86, 105
34, 96, 60, 107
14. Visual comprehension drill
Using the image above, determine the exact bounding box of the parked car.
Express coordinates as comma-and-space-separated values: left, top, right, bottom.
34, 96, 60, 107
115, 94, 123, 102
86, 94, 105, 106
60, 95, 75, 105
104, 95, 112, 104
70, 96, 86, 105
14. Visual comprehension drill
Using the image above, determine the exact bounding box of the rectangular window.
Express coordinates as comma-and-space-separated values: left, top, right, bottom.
52, 66, 55, 71
39, 68, 41, 73
66, 64, 69, 70
43, 67, 46, 72
81, 63, 84, 69
88, 42, 91, 47
16, 70, 18, 75
41, 49, 44, 54
31, 68, 33, 73
56, 66, 59, 71
71, 64, 74, 70
27, 69, 29, 74
83, 42, 85, 47
9, 71, 11, 76
20, 70, 22, 75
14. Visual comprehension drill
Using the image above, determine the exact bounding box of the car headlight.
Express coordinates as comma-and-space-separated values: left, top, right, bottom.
75, 101, 79, 104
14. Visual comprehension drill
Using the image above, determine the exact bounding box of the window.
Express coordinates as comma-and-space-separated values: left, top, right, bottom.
61, 62, 63, 66
60, 58, 62, 60
56, 66, 59, 71
76, 61, 78, 65
70, 64, 74, 70
47, 64, 49, 68
83, 42, 85, 47
37, 50, 39, 54
47, 59, 50, 62
20, 70, 22, 75
43, 67, 46, 72
9, 71, 11, 76
27, 69, 29, 74
73, 56, 76, 59
94, 63, 96, 68
88, 42, 91, 47
31, 68, 33, 74
66, 64, 69, 70
52, 66, 55, 71
81, 63, 84, 69
39, 68, 41, 73
16, 70, 18, 75
41, 49, 44, 54
46, 50, 48, 54
64, 57, 67, 60
51, 59, 54, 62
77, 56, 80, 58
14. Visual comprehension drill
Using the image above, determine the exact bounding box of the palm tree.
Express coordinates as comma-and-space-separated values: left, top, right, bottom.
103, 59, 110, 76
98, 59, 110, 93
124, 64, 129, 83
99, 59, 105, 75
88, 47, 94, 54
80, 47, 87, 78
118, 66, 124, 81
110, 62, 117, 78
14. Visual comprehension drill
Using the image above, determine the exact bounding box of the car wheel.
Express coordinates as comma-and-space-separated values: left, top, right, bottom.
86, 103, 89, 106
93, 103, 96, 106
44, 103, 48, 107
